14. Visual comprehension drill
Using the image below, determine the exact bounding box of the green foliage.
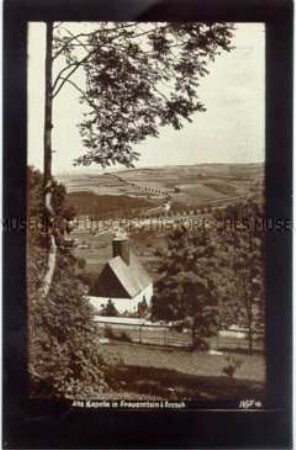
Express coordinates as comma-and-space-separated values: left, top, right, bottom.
77, 257, 86, 270
214, 200, 265, 353
101, 299, 119, 317
153, 198, 265, 353
152, 229, 220, 349
118, 331, 132, 342
53, 23, 234, 168
27, 166, 109, 398
222, 356, 243, 379
104, 326, 115, 340
28, 254, 108, 397
76, 270, 97, 288
28, 166, 76, 231
27, 166, 44, 219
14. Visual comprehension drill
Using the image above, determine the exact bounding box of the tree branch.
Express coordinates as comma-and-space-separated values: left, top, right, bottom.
53, 22, 64, 29
64, 28, 91, 53
125, 24, 170, 41
57, 76, 100, 112
53, 32, 96, 61
52, 49, 97, 98
52, 24, 169, 98
52, 60, 80, 93
52, 23, 137, 61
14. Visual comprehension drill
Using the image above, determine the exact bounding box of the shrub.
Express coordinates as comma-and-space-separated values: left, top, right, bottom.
28, 251, 109, 398
27, 167, 109, 399
101, 299, 119, 317
118, 331, 132, 342
222, 356, 243, 379
77, 257, 86, 270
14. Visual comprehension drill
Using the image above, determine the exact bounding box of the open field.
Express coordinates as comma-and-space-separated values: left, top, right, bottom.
66, 192, 153, 217
97, 341, 265, 400
58, 163, 264, 217
105, 341, 265, 383
103, 341, 265, 383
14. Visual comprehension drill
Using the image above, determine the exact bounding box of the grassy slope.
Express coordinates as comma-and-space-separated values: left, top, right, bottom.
67, 191, 152, 216
103, 342, 265, 382
107, 365, 265, 401
101, 342, 265, 400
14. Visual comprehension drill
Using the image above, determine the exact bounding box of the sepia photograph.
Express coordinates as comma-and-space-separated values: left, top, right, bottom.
26, 20, 267, 405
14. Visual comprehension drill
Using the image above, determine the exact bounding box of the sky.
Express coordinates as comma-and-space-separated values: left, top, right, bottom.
27, 22, 265, 175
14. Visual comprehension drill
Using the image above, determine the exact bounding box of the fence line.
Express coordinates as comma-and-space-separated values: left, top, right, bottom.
97, 321, 264, 351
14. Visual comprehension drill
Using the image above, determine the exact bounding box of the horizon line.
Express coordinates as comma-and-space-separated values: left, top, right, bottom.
53, 160, 265, 176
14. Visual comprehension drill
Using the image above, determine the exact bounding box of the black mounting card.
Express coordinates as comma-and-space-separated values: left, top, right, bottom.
3, 0, 293, 448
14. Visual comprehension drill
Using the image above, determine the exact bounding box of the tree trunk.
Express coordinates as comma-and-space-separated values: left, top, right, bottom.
246, 302, 253, 354
190, 317, 197, 349
43, 22, 53, 184
39, 234, 57, 298
40, 22, 57, 299
248, 326, 253, 355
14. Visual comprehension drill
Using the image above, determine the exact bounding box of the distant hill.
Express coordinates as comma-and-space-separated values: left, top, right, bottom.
59, 163, 264, 189
115, 163, 264, 181
60, 163, 264, 215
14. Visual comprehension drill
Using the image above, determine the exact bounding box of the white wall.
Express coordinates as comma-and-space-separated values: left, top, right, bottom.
87, 283, 153, 315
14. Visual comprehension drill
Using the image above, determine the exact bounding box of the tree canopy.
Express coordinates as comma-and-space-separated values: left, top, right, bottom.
152, 228, 220, 349
52, 22, 234, 167
214, 200, 265, 352
152, 199, 265, 353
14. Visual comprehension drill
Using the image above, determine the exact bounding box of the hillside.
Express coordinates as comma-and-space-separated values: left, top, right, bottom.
116, 163, 264, 180
59, 163, 264, 216
66, 192, 153, 217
